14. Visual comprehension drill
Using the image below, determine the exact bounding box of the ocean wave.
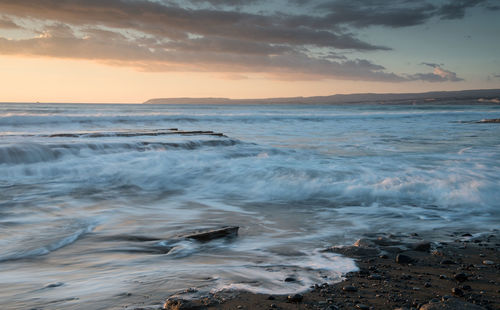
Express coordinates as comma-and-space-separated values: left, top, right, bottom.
0, 139, 241, 165
1, 109, 495, 127
0, 221, 95, 262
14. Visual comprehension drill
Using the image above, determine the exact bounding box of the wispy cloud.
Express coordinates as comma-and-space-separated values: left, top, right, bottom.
0, 17, 20, 29
409, 63, 464, 82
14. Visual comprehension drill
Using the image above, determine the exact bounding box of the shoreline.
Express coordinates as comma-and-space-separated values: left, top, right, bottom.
161, 230, 499, 310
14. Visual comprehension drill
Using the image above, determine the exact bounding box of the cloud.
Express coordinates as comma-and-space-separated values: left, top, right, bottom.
409, 63, 464, 82
0, 0, 482, 82
0, 17, 20, 29
315, 0, 495, 28
0, 0, 386, 50
316, 0, 436, 28
186, 0, 263, 7
0, 28, 406, 81
437, 0, 486, 19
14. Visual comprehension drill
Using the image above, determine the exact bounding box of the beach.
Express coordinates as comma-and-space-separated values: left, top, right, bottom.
161, 231, 499, 310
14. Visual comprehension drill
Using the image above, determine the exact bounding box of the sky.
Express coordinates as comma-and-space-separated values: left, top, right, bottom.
0, 0, 499, 103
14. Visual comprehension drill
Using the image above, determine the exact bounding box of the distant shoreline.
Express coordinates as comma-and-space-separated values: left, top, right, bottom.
1, 89, 500, 105
144, 89, 500, 105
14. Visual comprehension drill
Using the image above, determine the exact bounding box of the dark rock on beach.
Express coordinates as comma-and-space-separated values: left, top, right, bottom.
396, 253, 414, 264
287, 294, 303, 303
163, 297, 196, 310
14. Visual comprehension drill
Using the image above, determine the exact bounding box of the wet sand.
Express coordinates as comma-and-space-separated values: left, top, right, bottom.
160, 231, 499, 310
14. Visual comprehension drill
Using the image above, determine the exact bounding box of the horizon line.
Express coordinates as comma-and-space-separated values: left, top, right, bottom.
1, 88, 500, 105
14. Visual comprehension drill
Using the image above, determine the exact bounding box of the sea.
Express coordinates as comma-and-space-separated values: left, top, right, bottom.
0, 101, 499, 309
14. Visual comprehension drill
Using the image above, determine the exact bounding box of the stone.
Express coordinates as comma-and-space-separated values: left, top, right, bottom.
396, 254, 413, 264
342, 285, 358, 292
368, 274, 383, 280
477, 118, 500, 123
163, 297, 195, 310
287, 294, 303, 303
454, 273, 468, 282
284, 277, 296, 282
452, 287, 464, 297
373, 236, 401, 246
355, 304, 370, 310
412, 241, 431, 252
482, 260, 494, 265
184, 226, 239, 242
45, 282, 64, 288
354, 238, 377, 247
330, 245, 380, 258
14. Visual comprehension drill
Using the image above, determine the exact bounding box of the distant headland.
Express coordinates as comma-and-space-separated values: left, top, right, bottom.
144, 89, 500, 105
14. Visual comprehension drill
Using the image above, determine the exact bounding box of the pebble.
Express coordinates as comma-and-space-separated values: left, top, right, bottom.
284, 277, 296, 282
287, 293, 303, 303
482, 260, 494, 265
355, 304, 369, 310
395, 254, 413, 264
343, 285, 358, 292
163, 297, 193, 310
368, 274, 383, 280
454, 273, 468, 282
424, 282, 432, 288
412, 241, 431, 252
461, 285, 472, 291
452, 287, 464, 297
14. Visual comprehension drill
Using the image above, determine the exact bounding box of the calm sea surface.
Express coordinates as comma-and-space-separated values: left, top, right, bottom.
1, 102, 499, 309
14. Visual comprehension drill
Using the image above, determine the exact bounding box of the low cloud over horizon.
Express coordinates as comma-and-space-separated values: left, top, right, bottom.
1, 0, 497, 82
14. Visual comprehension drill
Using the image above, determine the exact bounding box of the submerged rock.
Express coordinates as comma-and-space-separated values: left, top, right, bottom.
184, 226, 239, 242
476, 118, 500, 123
45, 282, 64, 288
330, 245, 380, 258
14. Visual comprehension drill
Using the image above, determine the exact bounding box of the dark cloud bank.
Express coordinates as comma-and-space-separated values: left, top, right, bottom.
0, 0, 491, 81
